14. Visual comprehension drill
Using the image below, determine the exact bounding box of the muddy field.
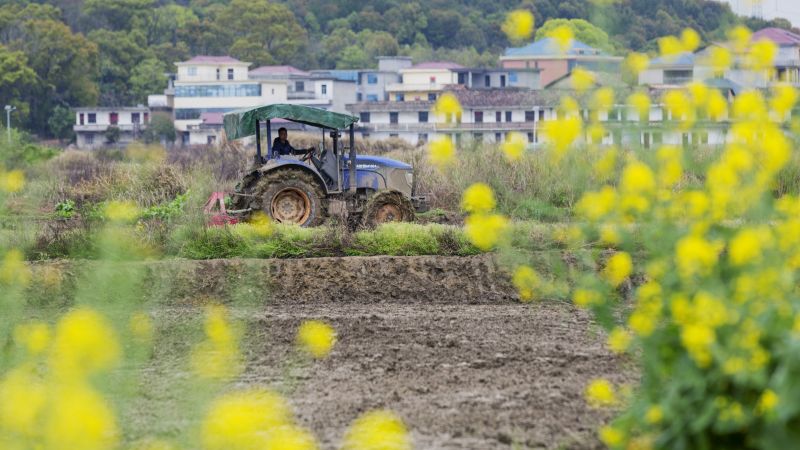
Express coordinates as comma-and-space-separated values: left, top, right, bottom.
34, 256, 631, 449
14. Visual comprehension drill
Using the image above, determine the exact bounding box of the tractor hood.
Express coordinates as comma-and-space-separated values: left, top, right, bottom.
345, 155, 412, 170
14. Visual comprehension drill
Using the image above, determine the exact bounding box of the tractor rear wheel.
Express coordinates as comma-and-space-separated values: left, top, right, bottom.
253, 169, 326, 227
361, 190, 414, 228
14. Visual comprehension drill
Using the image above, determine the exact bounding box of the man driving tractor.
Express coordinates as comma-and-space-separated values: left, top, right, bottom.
272, 127, 313, 156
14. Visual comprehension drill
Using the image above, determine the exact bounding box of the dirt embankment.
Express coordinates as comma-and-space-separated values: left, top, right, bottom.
30, 255, 628, 449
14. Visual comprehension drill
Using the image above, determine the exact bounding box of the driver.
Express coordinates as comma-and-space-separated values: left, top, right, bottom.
272, 127, 313, 156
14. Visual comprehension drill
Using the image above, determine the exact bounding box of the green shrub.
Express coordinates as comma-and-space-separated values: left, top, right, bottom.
350, 222, 479, 256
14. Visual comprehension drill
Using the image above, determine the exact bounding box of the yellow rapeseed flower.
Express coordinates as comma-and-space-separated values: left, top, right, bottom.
44, 383, 119, 450
0, 169, 25, 193
13, 320, 50, 355
587, 122, 606, 144
104, 200, 140, 223
663, 90, 695, 129
502, 10, 535, 43
620, 161, 656, 195
50, 308, 121, 378
728, 25, 752, 53
680, 323, 715, 367
464, 213, 509, 251
585, 378, 616, 407
571, 67, 596, 92
547, 25, 574, 53
461, 183, 496, 213
592, 87, 615, 113
202, 388, 291, 450
427, 137, 455, 170
624, 52, 650, 76
576, 186, 617, 221
296, 320, 336, 359
747, 39, 778, 71
607, 327, 632, 354
261, 424, 319, 450
342, 410, 411, 450
501, 132, 526, 162
706, 89, 728, 121
594, 148, 618, 181
572, 288, 602, 308
645, 405, 663, 424
627, 92, 651, 122
770, 84, 798, 119
675, 235, 719, 279
729, 227, 770, 266
191, 305, 242, 380
656, 146, 683, 187
431, 92, 462, 119
599, 223, 621, 245
599, 425, 624, 447
0, 248, 31, 286
658, 35, 685, 60
706, 45, 733, 74
512, 266, 540, 302
542, 116, 582, 158
732, 90, 767, 122
0, 366, 47, 436
680, 28, 701, 52
604, 252, 633, 287
757, 389, 779, 415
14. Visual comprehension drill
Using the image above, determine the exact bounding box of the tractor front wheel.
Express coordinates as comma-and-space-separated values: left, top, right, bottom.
254, 169, 326, 227
361, 190, 414, 228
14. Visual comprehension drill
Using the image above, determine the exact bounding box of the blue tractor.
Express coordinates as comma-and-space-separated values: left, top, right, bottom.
224, 104, 427, 227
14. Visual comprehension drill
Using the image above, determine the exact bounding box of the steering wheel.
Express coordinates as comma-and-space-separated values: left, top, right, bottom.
300, 147, 316, 162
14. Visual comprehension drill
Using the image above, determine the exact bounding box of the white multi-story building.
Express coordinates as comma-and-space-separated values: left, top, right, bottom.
73, 106, 150, 149
169, 55, 287, 146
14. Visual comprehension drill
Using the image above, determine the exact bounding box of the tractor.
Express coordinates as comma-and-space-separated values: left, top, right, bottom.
223, 104, 427, 227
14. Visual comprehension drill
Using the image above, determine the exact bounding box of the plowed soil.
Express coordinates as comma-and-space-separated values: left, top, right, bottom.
33, 256, 631, 449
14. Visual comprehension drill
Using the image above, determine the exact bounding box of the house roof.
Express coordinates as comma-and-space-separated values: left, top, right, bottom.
310, 70, 359, 82
200, 112, 224, 125
249, 65, 311, 77
649, 52, 696, 67
503, 38, 604, 57
178, 55, 247, 65
409, 61, 464, 70
752, 27, 800, 46
546, 70, 628, 89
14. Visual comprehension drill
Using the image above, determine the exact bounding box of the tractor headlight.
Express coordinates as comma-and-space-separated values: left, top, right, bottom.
405, 172, 413, 187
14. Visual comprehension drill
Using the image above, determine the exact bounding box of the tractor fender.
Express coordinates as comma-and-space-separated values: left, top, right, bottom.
257, 160, 329, 194
342, 169, 387, 191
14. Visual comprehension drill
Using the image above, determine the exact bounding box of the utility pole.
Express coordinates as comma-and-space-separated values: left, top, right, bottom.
4, 105, 16, 144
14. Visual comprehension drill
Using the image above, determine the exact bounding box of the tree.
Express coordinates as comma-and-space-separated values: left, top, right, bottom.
383, 3, 427, 46
0, 44, 36, 123
217, 0, 307, 65
143, 112, 175, 144
48, 105, 75, 142
337, 46, 370, 69
535, 18, 616, 53
104, 125, 121, 144
89, 29, 149, 105
83, 0, 156, 31
130, 58, 167, 104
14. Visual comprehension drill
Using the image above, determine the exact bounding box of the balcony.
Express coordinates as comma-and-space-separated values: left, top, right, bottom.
385, 83, 446, 93
357, 121, 540, 132
73, 123, 144, 132
288, 91, 318, 100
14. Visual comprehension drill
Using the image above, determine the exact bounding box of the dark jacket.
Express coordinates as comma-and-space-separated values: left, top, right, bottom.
273, 138, 305, 156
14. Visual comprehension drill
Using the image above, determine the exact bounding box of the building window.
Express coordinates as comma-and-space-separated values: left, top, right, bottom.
418, 133, 428, 143
357, 93, 363, 101
216, 68, 220, 80
527, 132, 534, 143
458, 73, 466, 84
175, 84, 262, 97
525, 110, 535, 122
664, 69, 693, 84
505, 111, 512, 122
500, 75, 506, 87
110, 112, 118, 125
682, 133, 691, 147
428, 93, 437, 101
85, 134, 94, 145
389, 133, 399, 138
509, 72, 518, 83
227, 68, 234, 80
295, 81, 305, 92
79, 113, 84, 125
474, 133, 483, 142
188, 66, 197, 76
132, 113, 140, 124
429, 76, 436, 83
360, 112, 370, 123
88, 113, 96, 124
495, 111, 501, 122
484, 75, 491, 87
474, 111, 483, 123
642, 132, 651, 149
396, 93, 404, 101
207, 135, 217, 144
418, 111, 428, 123
495, 132, 502, 142
144, 112, 149, 123
366, 94, 378, 102
390, 112, 399, 124
367, 74, 378, 84
538, 110, 545, 121
321, 84, 327, 95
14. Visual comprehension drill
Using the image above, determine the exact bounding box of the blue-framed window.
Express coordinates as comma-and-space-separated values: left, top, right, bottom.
396, 93, 404, 101
175, 84, 261, 97
174, 108, 229, 120
366, 94, 379, 102
367, 74, 378, 84
509, 72, 518, 83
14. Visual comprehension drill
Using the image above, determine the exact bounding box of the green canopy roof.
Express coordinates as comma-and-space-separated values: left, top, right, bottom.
223, 103, 359, 140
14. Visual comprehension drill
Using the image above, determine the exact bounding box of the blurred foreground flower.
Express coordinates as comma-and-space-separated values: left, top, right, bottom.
13, 320, 50, 355
502, 10, 534, 43
624, 52, 649, 77
343, 410, 411, 450
461, 183, 496, 214
191, 304, 242, 380
603, 252, 633, 287
45, 383, 119, 450
542, 117, 582, 160
501, 132, 526, 162
202, 388, 293, 450
50, 308, 121, 379
431, 92, 462, 122
427, 137, 455, 169
0, 248, 31, 286
296, 320, 336, 359
512, 266, 541, 302
585, 378, 616, 408
0, 169, 25, 193
104, 200, 140, 223
464, 213, 508, 251
547, 25, 574, 53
